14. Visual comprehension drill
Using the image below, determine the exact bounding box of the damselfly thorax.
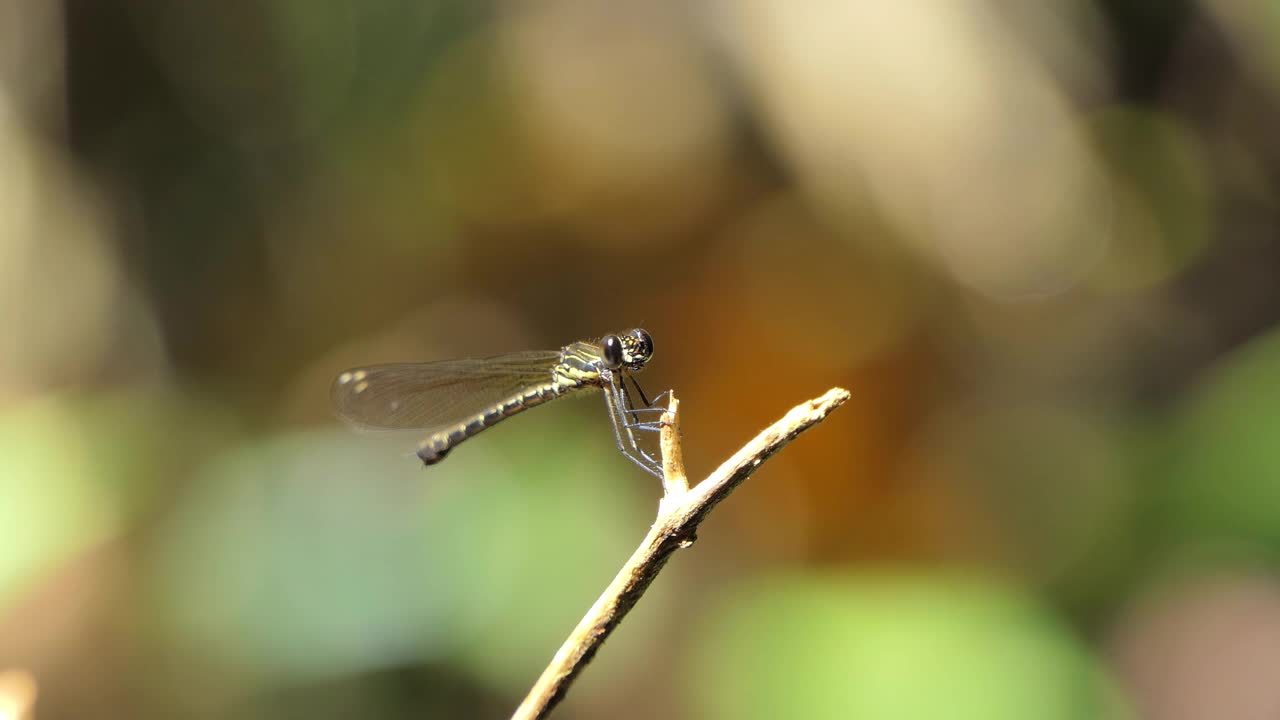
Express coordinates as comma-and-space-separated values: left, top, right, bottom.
332, 329, 665, 477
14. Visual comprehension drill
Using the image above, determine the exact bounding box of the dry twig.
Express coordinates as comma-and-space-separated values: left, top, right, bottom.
511, 387, 851, 720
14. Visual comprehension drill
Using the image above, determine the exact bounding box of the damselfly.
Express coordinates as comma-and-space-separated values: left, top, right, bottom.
332, 329, 666, 477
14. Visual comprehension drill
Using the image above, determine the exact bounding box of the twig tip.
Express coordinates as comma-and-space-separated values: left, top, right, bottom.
820, 387, 851, 408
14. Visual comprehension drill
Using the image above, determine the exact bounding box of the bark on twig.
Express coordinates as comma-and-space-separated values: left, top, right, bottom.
511, 388, 851, 720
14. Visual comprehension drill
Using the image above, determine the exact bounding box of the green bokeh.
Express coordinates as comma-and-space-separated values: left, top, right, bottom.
147, 407, 663, 693
1088, 108, 1211, 292
688, 573, 1130, 720
0, 398, 120, 607
0, 389, 235, 609
1156, 326, 1280, 558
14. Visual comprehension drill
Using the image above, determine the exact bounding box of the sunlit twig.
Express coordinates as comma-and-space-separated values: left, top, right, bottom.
512, 387, 851, 720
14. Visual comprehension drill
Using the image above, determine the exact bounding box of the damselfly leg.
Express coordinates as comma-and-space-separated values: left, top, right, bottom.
602, 371, 663, 477
622, 376, 671, 417
619, 376, 671, 435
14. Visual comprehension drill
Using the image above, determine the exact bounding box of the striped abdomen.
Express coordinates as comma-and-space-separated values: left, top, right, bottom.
415, 379, 581, 465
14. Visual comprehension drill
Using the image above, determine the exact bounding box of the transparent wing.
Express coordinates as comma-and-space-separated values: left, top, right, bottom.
331, 350, 564, 431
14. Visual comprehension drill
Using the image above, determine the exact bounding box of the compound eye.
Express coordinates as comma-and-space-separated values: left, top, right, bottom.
631, 329, 654, 359
602, 335, 624, 369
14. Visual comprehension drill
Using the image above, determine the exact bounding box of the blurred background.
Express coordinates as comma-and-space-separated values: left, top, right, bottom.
4, 1, 1280, 718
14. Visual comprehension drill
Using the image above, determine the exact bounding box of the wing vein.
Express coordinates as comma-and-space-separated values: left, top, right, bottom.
331, 350, 563, 431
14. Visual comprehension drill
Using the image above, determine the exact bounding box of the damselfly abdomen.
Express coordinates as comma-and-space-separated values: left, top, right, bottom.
332, 329, 665, 477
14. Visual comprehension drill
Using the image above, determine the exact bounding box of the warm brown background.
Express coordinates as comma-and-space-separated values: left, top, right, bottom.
5, 2, 1280, 719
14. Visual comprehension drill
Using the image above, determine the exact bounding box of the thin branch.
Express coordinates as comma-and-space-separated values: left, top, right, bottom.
512, 387, 851, 720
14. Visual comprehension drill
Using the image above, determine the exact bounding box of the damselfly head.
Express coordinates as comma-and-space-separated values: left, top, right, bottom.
601, 328, 654, 371
621, 328, 655, 370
